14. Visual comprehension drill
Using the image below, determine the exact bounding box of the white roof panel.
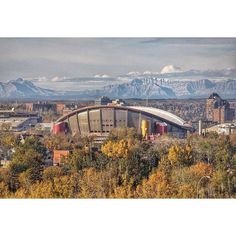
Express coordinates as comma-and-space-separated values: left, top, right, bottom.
127, 106, 189, 127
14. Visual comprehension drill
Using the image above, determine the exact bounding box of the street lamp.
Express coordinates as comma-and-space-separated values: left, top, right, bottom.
196, 175, 211, 198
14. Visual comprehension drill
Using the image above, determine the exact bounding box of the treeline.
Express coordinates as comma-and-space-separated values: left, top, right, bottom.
0, 128, 235, 198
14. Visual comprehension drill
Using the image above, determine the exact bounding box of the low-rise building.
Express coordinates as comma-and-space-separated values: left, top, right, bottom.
56, 103, 66, 114
0, 116, 39, 132
95, 96, 112, 106
35, 123, 53, 132
107, 99, 126, 106
206, 123, 236, 135
25, 102, 57, 113
53, 150, 70, 165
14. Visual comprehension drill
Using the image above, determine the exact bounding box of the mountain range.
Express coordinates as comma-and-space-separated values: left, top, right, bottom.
1, 66, 236, 100
0, 78, 60, 99
100, 77, 236, 99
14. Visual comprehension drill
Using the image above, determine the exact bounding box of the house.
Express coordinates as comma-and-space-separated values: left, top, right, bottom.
53, 150, 70, 165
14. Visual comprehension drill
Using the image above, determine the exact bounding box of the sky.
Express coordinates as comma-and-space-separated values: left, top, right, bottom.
0, 38, 236, 90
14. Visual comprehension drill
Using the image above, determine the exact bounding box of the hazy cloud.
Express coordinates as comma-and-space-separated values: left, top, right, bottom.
0, 38, 236, 90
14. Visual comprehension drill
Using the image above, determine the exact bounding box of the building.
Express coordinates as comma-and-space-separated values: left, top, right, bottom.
107, 99, 126, 106
53, 105, 193, 140
25, 102, 57, 113
206, 93, 235, 123
0, 110, 15, 118
206, 123, 236, 135
52, 121, 68, 134
0, 109, 38, 118
56, 103, 66, 114
0, 116, 39, 132
35, 123, 53, 132
0, 108, 41, 132
53, 150, 70, 165
94, 96, 112, 106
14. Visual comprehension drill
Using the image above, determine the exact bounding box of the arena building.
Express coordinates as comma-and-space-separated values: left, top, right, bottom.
53, 105, 193, 140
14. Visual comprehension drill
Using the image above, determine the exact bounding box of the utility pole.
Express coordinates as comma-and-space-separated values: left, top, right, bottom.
198, 119, 202, 135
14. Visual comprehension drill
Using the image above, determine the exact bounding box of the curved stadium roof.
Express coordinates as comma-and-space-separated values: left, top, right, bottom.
127, 106, 189, 127
56, 105, 191, 129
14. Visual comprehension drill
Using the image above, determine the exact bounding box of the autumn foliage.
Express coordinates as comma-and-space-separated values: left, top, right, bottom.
0, 129, 235, 198
101, 139, 137, 158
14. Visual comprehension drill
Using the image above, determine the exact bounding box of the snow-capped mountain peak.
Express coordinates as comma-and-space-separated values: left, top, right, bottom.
0, 78, 59, 99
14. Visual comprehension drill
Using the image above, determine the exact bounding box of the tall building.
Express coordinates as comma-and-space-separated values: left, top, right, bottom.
206, 93, 235, 123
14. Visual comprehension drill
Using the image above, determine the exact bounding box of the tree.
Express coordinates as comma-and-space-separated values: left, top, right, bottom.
135, 170, 172, 198
111, 181, 135, 198
167, 143, 193, 167
43, 166, 63, 181
0, 130, 235, 199
176, 183, 195, 198
14, 173, 81, 198
43, 134, 71, 151
8, 136, 46, 190
78, 168, 117, 198
14, 180, 54, 198
0, 122, 11, 132
190, 162, 213, 177
0, 182, 11, 198
101, 138, 137, 159
0, 132, 17, 160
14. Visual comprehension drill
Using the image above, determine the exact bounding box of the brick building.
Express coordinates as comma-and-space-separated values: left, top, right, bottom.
206, 93, 235, 123
53, 150, 70, 165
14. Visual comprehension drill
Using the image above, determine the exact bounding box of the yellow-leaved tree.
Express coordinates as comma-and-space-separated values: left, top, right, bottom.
135, 170, 172, 198
167, 144, 193, 167
189, 162, 213, 178
101, 138, 136, 158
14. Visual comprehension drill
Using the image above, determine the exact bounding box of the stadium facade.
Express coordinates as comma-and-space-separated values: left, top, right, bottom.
53, 105, 193, 139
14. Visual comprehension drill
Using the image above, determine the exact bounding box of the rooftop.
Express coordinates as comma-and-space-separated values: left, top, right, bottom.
128, 106, 190, 127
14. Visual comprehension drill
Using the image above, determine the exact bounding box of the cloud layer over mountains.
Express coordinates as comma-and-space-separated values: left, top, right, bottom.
1, 66, 236, 100
27, 65, 236, 92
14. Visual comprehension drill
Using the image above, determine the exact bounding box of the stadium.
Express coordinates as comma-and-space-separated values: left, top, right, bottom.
53, 105, 193, 140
